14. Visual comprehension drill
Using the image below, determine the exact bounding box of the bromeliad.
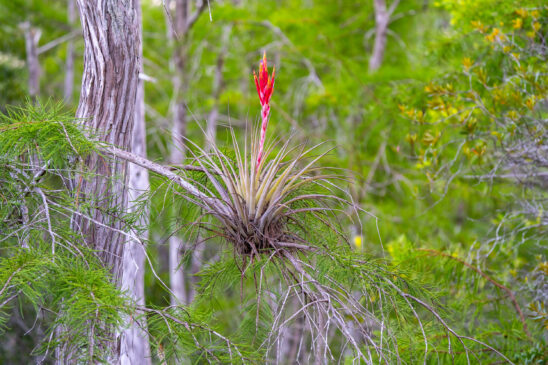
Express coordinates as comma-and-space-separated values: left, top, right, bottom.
175, 50, 344, 261
253, 51, 275, 171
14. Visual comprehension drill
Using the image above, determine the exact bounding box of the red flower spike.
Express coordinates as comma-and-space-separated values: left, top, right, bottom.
254, 52, 276, 107
253, 51, 276, 172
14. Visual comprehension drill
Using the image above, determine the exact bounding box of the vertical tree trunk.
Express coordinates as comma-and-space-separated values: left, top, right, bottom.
119, 0, 151, 363
369, 0, 399, 72
70, 0, 141, 360
171, 0, 190, 161
20, 21, 41, 98
73, 0, 140, 280
167, 0, 190, 306
64, 0, 76, 103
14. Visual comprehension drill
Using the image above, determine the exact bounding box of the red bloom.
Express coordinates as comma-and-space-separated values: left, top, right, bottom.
253, 52, 276, 172
253, 51, 276, 107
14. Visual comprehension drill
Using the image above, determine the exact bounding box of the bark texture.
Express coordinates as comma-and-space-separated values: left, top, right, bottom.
68, 0, 141, 361
73, 0, 141, 280
119, 0, 151, 362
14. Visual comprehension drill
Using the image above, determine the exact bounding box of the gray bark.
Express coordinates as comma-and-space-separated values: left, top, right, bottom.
119, 0, 151, 362
64, 0, 76, 102
67, 0, 140, 361
73, 0, 141, 280
119, 82, 151, 365
20, 21, 41, 98
369, 0, 399, 72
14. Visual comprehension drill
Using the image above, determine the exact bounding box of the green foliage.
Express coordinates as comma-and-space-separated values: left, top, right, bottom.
400, 7, 547, 353
438, 0, 542, 29
0, 101, 96, 166
0, 101, 127, 362
146, 304, 259, 364
0, 62, 26, 108
0, 243, 128, 362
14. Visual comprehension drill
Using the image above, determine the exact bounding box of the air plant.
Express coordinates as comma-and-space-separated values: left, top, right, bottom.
183, 52, 345, 260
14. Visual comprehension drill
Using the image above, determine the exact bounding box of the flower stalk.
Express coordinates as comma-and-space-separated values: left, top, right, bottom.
253, 51, 275, 172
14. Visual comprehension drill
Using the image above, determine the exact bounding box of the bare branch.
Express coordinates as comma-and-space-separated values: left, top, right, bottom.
37, 30, 80, 55
104, 146, 227, 213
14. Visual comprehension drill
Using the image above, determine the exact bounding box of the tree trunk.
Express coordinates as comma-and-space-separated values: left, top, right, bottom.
70, 0, 141, 360
63, 0, 76, 103
369, 0, 399, 72
73, 0, 141, 280
20, 21, 41, 98
171, 0, 190, 161
119, 0, 151, 363
167, 0, 190, 306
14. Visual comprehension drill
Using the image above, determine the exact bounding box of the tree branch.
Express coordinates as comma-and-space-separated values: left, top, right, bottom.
183, 0, 209, 34
104, 146, 226, 212
37, 30, 80, 55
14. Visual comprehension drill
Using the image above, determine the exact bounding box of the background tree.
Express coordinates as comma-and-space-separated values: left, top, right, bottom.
369, 0, 400, 72
119, 0, 152, 362
63, 0, 76, 103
